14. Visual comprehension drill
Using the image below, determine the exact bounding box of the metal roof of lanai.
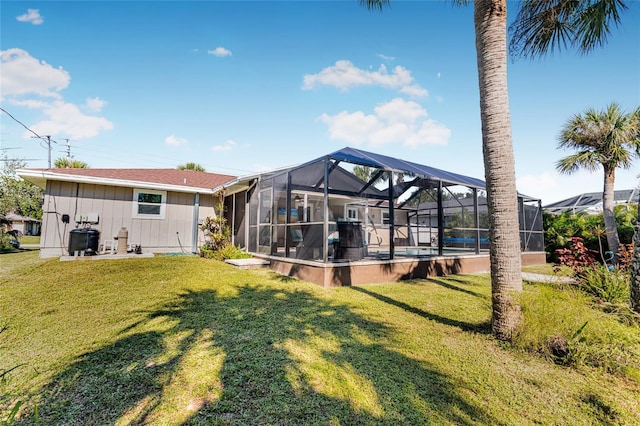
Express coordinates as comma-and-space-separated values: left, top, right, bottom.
217, 146, 488, 196
327, 147, 487, 189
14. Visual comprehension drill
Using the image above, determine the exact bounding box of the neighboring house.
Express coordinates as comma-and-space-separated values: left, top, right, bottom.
17, 168, 235, 258
544, 188, 639, 215
4, 212, 41, 236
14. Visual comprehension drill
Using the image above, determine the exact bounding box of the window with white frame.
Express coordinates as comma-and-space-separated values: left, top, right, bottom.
346, 206, 358, 221
382, 211, 390, 225
132, 189, 166, 219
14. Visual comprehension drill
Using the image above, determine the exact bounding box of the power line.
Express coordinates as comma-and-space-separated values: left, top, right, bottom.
0, 107, 44, 140
1, 107, 57, 168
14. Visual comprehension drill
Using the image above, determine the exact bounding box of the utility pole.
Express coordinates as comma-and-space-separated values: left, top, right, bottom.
62, 138, 71, 159
45, 135, 52, 168
31, 135, 54, 168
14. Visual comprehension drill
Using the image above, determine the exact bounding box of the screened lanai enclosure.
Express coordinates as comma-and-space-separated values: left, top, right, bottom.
220, 147, 544, 267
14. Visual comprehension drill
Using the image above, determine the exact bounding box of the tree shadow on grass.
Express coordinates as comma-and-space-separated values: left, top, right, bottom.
428, 277, 489, 300
349, 286, 491, 334
18, 284, 501, 425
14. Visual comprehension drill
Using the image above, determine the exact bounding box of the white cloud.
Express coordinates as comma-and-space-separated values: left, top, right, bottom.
85, 97, 106, 113
16, 9, 43, 25
319, 98, 450, 147
303, 60, 428, 98
0, 49, 70, 99
208, 47, 232, 57
1, 49, 113, 141
374, 98, 427, 123
27, 100, 113, 140
165, 134, 188, 147
517, 172, 558, 199
211, 140, 237, 152
377, 53, 395, 61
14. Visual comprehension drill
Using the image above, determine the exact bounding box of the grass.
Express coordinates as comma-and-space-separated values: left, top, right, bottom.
18, 235, 40, 245
1, 251, 639, 425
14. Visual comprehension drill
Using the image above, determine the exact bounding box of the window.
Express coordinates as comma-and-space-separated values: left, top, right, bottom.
382, 211, 390, 225
133, 189, 166, 219
346, 206, 358, 221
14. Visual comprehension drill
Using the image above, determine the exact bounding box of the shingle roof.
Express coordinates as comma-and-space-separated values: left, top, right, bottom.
21, 168, 236, 191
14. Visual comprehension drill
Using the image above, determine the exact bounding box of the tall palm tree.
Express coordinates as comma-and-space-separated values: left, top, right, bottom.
631, 176, 640, 313
556, 104, 640, 260
361, 0, 631, 340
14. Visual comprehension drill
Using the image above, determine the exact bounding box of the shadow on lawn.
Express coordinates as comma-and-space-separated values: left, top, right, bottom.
19, 285, 501, 425
349, 286, 491, 334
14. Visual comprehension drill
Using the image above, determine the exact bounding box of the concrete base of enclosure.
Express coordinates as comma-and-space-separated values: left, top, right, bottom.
253, 252, 547, 288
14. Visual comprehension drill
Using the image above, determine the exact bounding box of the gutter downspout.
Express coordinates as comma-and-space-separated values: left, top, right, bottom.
191, 192, 200, 253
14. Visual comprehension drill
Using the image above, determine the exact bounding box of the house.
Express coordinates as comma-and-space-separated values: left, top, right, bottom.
19, 147, 546, 286
4, 212, 41, 236
17, 168, 234, 258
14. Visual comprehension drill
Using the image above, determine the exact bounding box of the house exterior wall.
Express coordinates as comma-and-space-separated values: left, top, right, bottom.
39, 180, 216, 258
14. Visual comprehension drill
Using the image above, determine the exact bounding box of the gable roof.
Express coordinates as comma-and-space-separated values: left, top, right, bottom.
17, 168, 236, 194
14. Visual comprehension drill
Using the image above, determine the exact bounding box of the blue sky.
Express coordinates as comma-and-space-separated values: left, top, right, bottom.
1, 1, 639, 204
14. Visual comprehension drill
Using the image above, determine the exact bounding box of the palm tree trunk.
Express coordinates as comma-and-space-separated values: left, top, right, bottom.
602, 166, 621, 260
630, 195, 640, 313
474, 0, 522, 340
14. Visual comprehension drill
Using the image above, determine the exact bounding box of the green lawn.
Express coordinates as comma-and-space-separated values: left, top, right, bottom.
18, 235, 40, 245
1, 251, 639, 425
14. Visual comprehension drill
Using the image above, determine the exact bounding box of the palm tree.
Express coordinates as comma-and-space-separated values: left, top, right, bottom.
361, 0, 631, 340
631, 175, 640, 313
177, 162, 206, 172
556, 104, 640, 261
54, 158, 89, 168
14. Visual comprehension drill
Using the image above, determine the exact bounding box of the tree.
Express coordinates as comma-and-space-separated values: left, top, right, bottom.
0, 156, 43, 220
54, 157, 89, 168
177, 162, 206, 172
631, 190, 640, 312
556, 103, 640, 261
362, 0, 631, 340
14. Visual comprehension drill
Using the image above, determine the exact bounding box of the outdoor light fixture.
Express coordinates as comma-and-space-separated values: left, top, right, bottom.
294, 195, 302, 202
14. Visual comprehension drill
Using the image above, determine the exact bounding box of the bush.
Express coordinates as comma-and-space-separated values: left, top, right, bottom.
554, 237, 633, 305
544, 204, 637, 262
198, 212, 252, 261
200, 243, 251, 261
580, 265, 629, 304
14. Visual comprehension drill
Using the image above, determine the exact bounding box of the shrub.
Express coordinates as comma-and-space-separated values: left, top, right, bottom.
544, 204, 637, 262
554, 236, 598, 275
201, 244, 252, 261
580, 264, 629, 304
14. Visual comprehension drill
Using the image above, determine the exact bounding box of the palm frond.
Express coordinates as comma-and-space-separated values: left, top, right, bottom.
555, 151, 601, 174
557, 102, 640, 177
509, 0, 578, 58
358, 0, 390, 11
509, 0, 629, 59
574, 0, 626, 54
